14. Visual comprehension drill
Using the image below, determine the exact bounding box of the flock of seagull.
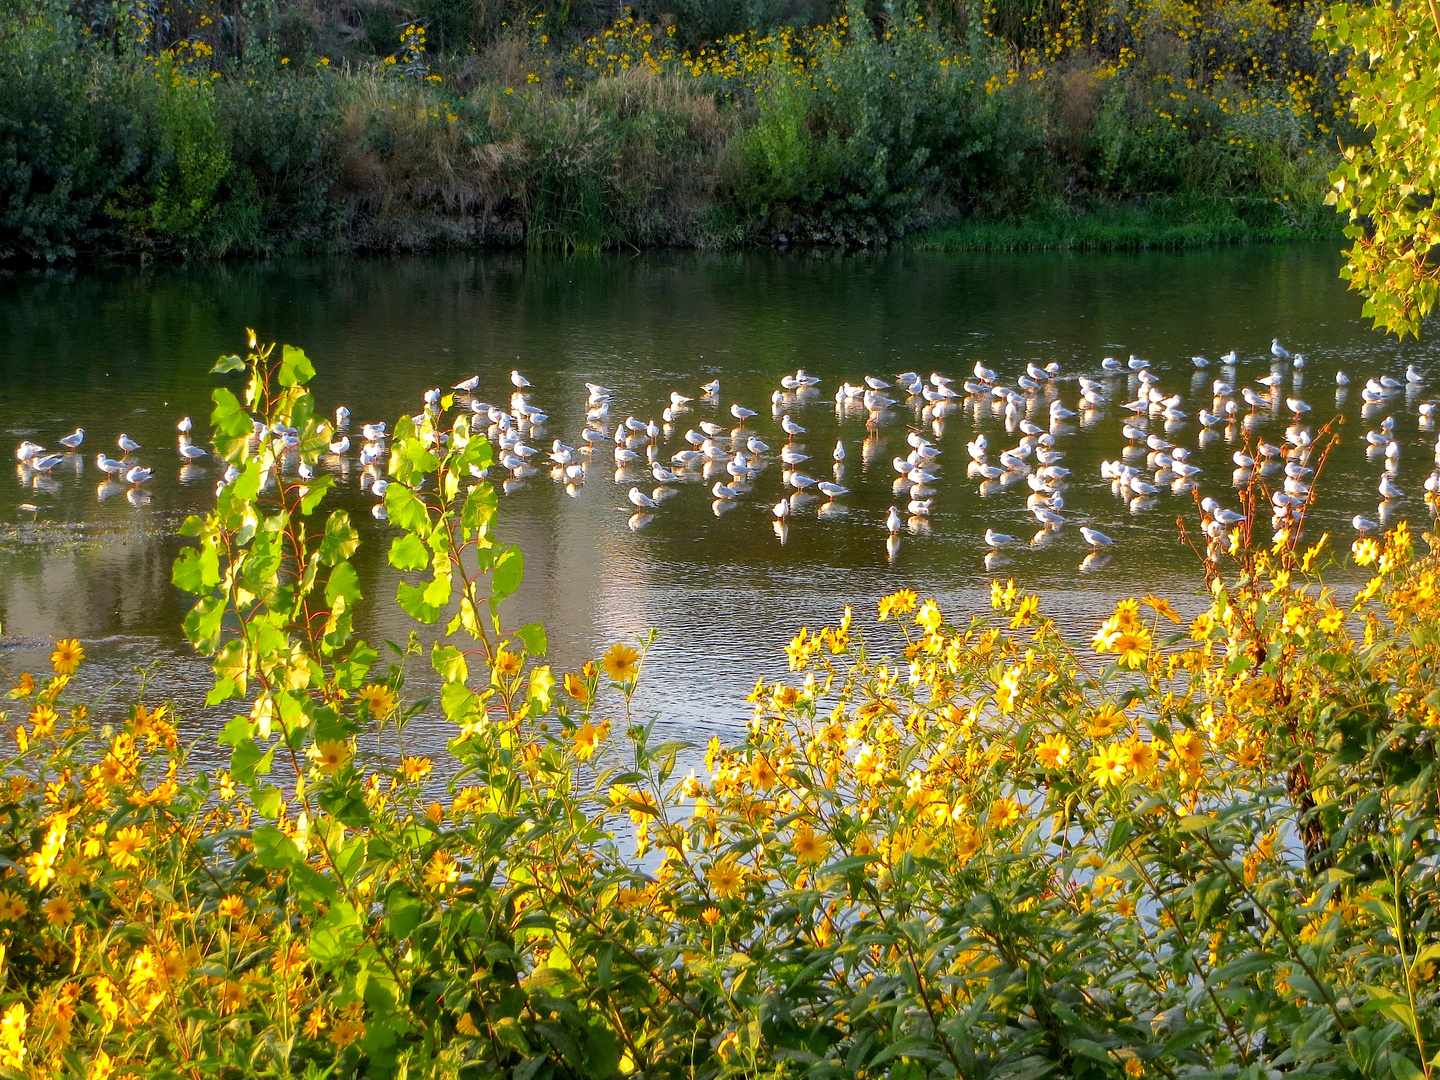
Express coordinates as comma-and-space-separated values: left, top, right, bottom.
13, 422, 206, 508
12, 340, 1438, 570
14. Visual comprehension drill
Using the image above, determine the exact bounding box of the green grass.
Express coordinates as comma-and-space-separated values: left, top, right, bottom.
908, 198, 1342, 253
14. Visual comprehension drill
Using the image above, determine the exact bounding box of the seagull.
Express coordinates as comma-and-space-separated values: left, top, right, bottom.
335, 406, 351, 428
628, 487, 659, 510
453, 376, 480, 392
712, 481, 739, 500
329, 435, 350, 454
1379, 476, 1403, 500
1336, 372, 1350, 386
58, 428, 85, 450
731, 403, 757, 422
1352, 514, 1378, 532
30, 454, 64, 472
117, 434, 141, 456
510, 370, 531, 389
179, 444, 207, 461
1272, 339, 1292, 360
371, 479, 389, 498
701, 379, 720, 396
886, 506, 902, 534
298, 462, 315, 481
15, 441, 44, 462
1285, 397, 1311, 417
985, 528, 1016, 549
1080, 526, 1114, 549
833, 440, 845, 462
1192, 356, 1208, 368
772, 496, 790, 520
817, 482, 848, 500
124, 465, 153, 486
780, 415, 806, 439
1406, 364, 1424, 384
96, 454, 125, 478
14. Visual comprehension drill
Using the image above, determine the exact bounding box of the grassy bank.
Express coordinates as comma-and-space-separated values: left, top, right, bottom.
910, 198, 1343, 254
1, 0, 1352, 262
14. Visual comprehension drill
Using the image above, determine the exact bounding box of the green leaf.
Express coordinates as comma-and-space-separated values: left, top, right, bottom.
385, 484, 430, 534
462, 479, 498, 532
319, 511, 359, 566
252, 824, 303, 868
432, 643, 468, 684
278, 343, 316, 387
211, 354, 245, 374
388, 533, 429, 572
515, 622, 547, 655
524, 664, 554, 716
491, 546, 524, 606
325, 561, 362, 609
299, 473, 334, 515
172, 545, 219, 593
397, 580, 442, 624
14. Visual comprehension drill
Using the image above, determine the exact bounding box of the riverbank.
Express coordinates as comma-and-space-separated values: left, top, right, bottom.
909, 198, 1341, 254
2, 1, 1349, 265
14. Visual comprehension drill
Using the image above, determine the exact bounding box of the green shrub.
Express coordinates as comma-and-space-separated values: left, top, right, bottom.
0, 14, 148, 262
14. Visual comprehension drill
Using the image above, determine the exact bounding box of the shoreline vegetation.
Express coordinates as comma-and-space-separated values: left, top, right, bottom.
2, 342, 1438, 1078
2, 0, 1350, 265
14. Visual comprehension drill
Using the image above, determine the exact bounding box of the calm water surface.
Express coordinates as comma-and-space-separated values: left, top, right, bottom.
2, 245, 1437, 761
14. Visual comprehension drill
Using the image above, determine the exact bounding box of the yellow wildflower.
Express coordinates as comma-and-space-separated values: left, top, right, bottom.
107, 825, 146, 870
1088, 743, 1128, 787
877, 588, 918, 620
356, 683, 397, 717
602, 642, 641, 682
793, 824, 829, 864
571, 719, 609, 762
1034, 733, 1071, 769
707, 859, 746, 899
51, 638, 84, 676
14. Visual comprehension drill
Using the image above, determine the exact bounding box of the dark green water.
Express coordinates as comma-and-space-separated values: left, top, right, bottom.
2, 245, 1436, 753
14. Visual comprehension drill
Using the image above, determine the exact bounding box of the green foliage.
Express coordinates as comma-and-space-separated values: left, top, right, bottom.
732, 6, 1041, 240
0, 11, 147, 261
0, 0, 1352, 260
147, 57, 233, 241
1317, 2, 1440, 338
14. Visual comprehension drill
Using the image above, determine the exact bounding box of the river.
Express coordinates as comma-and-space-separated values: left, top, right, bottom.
2, 244, 1436, 763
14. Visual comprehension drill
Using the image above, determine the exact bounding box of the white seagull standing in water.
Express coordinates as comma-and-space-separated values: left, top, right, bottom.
628, 487, 659, 510
511, 370, 531, 389
1080, 526, 1115, 550
58, 428, 84, 450
117, 433, 141, 456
